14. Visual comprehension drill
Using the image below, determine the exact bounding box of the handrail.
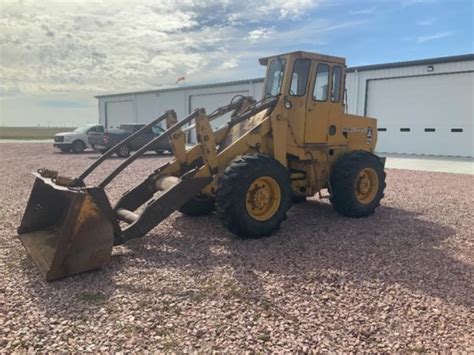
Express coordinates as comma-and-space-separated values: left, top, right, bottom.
77, 111, 171, 182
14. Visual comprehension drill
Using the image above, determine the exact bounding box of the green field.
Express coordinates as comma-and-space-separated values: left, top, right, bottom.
0, 127, 76, 139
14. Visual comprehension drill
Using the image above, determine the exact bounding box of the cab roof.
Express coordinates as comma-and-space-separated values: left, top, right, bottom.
259, 51, 346, 66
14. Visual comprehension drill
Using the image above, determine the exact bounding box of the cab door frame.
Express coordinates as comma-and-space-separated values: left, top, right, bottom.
304, 60, 346, 144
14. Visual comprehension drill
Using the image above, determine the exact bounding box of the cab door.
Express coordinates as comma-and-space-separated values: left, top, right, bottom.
305, 62, 331, 144
285, 58, 312, 145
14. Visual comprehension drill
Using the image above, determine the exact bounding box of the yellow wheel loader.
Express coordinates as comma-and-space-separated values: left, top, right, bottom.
17, 51, 386, 281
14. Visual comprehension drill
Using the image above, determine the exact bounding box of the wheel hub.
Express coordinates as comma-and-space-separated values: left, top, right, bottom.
356, 168, 378, 204
246, 176, 281, 221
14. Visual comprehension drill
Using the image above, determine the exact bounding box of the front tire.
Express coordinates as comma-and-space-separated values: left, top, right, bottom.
71, 140, 85, 153
215, 154, 291, 239
116, 145, 131, 157
179, 196, 215, 216
330, 151, 386, 217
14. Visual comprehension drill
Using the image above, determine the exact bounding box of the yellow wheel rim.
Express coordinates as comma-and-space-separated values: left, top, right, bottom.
245, 176, 281, 221
356, 168, 379, 204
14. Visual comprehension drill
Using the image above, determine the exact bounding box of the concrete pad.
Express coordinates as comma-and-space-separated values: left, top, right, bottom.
381, 153, 474, 175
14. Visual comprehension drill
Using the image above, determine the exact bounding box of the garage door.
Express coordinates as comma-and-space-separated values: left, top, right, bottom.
366, 72, 473, 157
188, 91, 249, 143
105, 100, 135, 129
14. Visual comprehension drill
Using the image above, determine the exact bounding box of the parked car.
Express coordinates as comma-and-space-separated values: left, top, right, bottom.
53, 124, 104, 153
88, 123, 172, 157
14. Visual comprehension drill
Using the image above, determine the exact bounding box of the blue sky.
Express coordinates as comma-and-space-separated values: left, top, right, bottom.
0, 0, 472, 127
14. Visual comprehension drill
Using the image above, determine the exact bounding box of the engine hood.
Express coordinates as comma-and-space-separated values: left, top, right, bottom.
55, 132, 77, 137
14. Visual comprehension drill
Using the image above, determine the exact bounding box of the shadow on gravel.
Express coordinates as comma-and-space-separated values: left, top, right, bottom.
19, 199, 472, 322
128, 201, 472, 308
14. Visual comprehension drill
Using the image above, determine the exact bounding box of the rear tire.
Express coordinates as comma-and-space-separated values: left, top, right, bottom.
291, 194, 307, 203
71, 140, 85, 153
330, 151, 386, 217
215, 154, 291, 239
179, 196, 215, 216
116, 145, 131, 157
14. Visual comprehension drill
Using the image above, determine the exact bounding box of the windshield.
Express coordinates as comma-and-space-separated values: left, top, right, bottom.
264, 58, 286, 97
73, 126, 89, 134
152, 126, 165, 135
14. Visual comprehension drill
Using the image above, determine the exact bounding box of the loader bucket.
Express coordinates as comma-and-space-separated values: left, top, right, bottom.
17, 173, 114, 281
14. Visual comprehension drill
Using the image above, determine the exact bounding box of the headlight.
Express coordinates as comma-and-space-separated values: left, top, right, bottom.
64, 136, 71, 141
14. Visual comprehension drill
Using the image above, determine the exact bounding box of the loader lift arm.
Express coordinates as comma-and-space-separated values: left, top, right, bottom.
17, 95, 277, 280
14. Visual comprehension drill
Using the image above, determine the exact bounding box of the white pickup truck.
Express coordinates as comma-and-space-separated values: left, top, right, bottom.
53, 124, 104, 153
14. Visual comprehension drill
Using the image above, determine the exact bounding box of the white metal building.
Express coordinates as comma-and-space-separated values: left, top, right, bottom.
96, 54, 474, 157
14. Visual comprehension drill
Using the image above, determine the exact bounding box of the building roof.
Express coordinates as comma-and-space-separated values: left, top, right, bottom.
96, 53, 473, 99
346, 54, 474, 72
94, 78, 264, 99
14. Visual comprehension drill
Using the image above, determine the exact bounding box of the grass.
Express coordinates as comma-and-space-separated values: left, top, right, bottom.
0, 127, 75, 139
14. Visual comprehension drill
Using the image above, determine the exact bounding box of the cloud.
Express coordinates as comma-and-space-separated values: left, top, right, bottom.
257, 0, 320, 20
247, 27, 275, 43
220, 58, 239, 70
417, 31, 453, 43
0, 0, 352, 97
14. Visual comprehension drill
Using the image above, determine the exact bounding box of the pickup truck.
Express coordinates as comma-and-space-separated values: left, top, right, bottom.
88, 123, 172, 157
54, 124, 104, 153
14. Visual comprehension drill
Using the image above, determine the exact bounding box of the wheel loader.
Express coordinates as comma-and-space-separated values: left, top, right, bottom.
17, 51, 386, 281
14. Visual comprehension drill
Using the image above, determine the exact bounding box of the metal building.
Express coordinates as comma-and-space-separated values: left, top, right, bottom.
96, 54, 474, 157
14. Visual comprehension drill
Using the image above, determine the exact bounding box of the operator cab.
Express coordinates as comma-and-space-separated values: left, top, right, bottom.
260, 51, 347, 144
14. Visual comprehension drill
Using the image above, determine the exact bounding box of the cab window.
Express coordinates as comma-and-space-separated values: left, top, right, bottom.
264, 58, 286, 97
331, 66, 342, 102
313, 63, 330, 101
89, 126, 104, 133
289, 59, 311, 96
152, 126, 165, 135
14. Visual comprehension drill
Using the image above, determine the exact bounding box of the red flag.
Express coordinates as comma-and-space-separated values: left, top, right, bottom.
175, 76, 185, 84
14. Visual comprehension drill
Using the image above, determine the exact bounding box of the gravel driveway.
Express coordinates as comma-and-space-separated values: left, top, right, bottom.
1, 144, 473, 352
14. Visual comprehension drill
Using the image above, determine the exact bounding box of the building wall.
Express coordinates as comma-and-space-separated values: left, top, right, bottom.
98, 80, 264, 129
97, 58, 474, 156
345, 60, 474, 116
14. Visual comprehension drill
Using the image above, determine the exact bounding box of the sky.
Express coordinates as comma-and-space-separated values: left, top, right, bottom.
0, 0, 472, 127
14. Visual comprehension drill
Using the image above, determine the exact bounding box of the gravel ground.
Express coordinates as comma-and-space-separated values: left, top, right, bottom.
0, 143, 473, 352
